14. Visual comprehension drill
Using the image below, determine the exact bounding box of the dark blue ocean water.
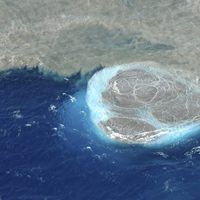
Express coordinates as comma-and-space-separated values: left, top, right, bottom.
1, 67, 200, 200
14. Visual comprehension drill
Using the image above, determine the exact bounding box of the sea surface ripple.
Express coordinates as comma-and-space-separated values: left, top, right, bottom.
0, 67, 200, 200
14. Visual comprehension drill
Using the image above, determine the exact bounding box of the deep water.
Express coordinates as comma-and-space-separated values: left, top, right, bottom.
0, 67, 200, 200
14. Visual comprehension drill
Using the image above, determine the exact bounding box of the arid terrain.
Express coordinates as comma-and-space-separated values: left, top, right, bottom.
1, 0, 200, 76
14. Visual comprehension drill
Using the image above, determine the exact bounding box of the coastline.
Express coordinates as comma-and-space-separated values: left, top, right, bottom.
0, 0, 200, 77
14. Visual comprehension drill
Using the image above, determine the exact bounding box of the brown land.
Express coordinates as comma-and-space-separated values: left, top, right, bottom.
0, 0, 200, 76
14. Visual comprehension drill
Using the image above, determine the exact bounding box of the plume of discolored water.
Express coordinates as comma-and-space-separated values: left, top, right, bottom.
86, 62, 200, 145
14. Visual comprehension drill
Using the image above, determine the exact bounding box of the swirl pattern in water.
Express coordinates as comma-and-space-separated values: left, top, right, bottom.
87, 63, 200, 144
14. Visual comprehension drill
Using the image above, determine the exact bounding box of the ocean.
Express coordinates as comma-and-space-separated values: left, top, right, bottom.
0, 67, 200, 200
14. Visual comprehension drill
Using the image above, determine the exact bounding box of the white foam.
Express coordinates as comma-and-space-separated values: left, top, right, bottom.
86, 65, 121, 124
152, 123, 200, 146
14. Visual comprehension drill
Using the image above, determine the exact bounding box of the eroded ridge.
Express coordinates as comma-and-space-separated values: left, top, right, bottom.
99, 67, 200, 144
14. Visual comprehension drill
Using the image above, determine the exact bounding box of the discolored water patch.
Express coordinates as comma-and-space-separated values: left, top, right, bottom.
87, 63, 200, 144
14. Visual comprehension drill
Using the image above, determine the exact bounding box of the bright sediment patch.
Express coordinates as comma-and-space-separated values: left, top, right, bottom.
86, 63, 200, 144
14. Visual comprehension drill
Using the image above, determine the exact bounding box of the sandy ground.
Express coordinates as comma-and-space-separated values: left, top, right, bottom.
0, 0, 200, 76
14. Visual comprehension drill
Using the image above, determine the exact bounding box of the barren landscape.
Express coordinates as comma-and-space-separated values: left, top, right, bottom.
1, 0, 200, 76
